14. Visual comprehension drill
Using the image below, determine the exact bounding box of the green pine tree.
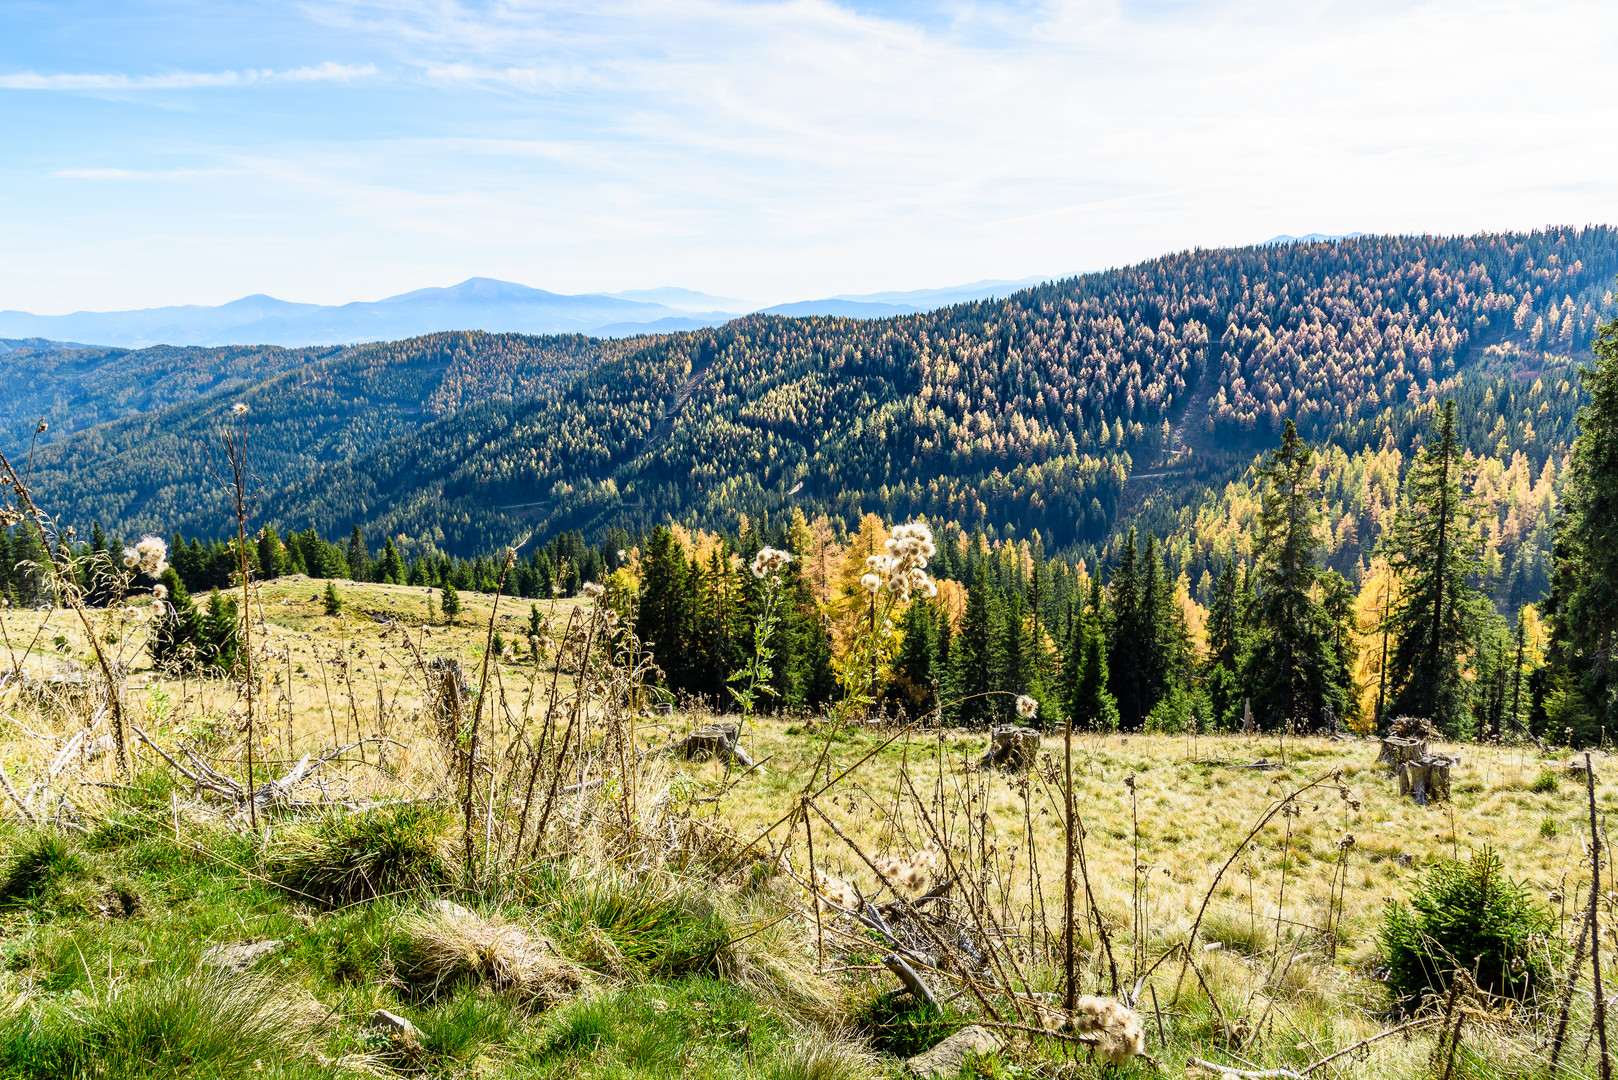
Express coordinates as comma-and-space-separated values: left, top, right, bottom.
1242, 419, 1347, 731
634, 526, 692, 688
954, 560, 996, 726
200, 589, 241, 672
1544, 316, 1618, 745
893, 596, 940, 715
1205, 559, 1244, 728
1063, 576, 1119, 730
1383, 400, 1488, 736
10, 523, 49, 607
1107, 528, 1149, 727
995, 591, 1025, 721
440, 579, 461, 623
324, 580, 344, 616
347, 526, 369, 583
381, 537, 406, 585
256, 526, 287, 580
150, 567, 203, 671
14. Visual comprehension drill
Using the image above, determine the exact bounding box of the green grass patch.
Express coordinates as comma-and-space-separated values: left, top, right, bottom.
549, 876, 735, 979
261, 803, 454, 907
854, 989, 961, 1058
1528, 769, 1560, 794
0, 969, 322, 1080
534, 980, 780, 1078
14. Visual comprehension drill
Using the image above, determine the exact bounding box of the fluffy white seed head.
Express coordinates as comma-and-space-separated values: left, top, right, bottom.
1016, 694, 1039, 719
133, 535, 168, 577
749, 546, 793, 579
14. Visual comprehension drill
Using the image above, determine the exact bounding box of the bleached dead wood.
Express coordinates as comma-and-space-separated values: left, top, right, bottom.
979, 725, 1040, 770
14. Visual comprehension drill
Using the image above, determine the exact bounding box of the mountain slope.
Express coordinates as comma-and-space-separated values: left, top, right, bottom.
0, 341, 342, 455
26, 331, 628, 538
257, 229, 1618, 559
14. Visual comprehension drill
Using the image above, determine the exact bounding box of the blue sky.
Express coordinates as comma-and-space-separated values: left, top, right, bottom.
2, 0, 1616, 312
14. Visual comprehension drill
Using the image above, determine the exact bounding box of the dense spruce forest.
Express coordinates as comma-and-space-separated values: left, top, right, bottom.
7, 228, 1618, 745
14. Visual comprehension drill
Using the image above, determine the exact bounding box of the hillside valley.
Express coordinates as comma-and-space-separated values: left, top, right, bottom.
10, 228, 1616, 599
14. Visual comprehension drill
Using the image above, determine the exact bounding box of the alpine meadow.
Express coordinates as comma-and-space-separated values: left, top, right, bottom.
7, 219, 1618, 1080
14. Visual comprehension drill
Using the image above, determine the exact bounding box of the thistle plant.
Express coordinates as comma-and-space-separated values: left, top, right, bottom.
0, 456, 171, 778
729, 546, 793, 723
837, 522, 938, 726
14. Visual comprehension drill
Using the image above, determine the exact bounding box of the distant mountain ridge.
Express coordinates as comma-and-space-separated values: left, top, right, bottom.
0, 278, 727, 349
0, 276, 1063, 350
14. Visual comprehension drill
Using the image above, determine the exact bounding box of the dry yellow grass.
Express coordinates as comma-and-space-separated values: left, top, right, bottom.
1, 589, 1608, 1077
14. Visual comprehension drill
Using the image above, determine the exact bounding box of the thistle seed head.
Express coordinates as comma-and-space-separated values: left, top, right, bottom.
749, 546, 792, 579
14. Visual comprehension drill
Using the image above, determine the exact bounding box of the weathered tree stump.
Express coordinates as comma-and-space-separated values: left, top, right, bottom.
979, 725, 1041, 771
1388, 715, 1438, 740
1568, 754, 1604, 776
1399, 755, 1456, 805
676, 723, 758, 769
1378, 736, 1427, 771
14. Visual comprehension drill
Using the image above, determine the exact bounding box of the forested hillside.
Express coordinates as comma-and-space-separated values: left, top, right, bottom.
263, 228, 1616, 563
22, 332, 626, 539
0, 340, 339, 454
1128, 356, 1584, 615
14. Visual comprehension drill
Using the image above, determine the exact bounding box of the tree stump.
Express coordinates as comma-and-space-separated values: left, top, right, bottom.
979, 726, 1041, 771
1399, 755, 1455, 805
1378, 736, 1427, 771
676, 724, 758, 769
1568, 754, 1604, 777
1388, 715, 1438, 739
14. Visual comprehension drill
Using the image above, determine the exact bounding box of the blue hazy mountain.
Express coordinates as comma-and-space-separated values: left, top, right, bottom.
0, 279, 735, 348
0, 274, 1065, 349
753, 276, 1056, 319
830, 275, 1053, 307
604, 287, 749, 310
755, 298, 919, 318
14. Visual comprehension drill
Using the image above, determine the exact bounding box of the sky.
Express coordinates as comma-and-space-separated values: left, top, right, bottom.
2, 0, 1616, 313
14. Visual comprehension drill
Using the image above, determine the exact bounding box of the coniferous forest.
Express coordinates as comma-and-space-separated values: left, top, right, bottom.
6, 228, 1618, 743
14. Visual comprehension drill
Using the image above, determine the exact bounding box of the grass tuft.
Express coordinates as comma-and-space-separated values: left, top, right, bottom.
396, 902, 590, 1008
0, 969, 311, 1080
853, 989, 960, 1057
1199, 908, 1273, 955
262, 803, 453, 907
550, 875, 734, 979
0, 830, 89, 911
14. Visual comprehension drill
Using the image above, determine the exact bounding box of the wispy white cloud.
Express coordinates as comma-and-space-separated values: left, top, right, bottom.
0, 61, 377, 91
3, 0, 1618, 311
